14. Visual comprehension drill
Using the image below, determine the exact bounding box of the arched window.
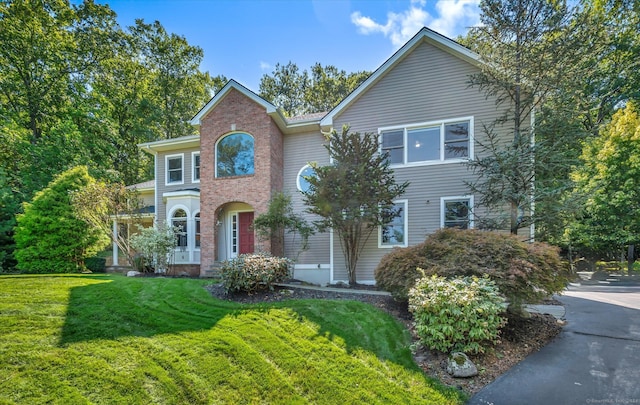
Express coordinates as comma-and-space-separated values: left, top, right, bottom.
172, 209, 188, 248
216, 132, 254, 177
194, 212, 201, 248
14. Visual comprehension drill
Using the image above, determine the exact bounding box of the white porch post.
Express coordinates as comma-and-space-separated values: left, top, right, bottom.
112, 220, 119, 266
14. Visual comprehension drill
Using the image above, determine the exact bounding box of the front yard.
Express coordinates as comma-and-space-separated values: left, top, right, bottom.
0, 274, 464, 404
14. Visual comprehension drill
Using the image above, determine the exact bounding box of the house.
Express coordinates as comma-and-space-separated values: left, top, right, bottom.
112, 27, 516, 284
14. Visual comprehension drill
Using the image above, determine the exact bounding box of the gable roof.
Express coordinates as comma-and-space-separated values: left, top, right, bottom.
320, 27, 479, 128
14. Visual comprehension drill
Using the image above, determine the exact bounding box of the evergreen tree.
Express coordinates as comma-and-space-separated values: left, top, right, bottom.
14, 166, 109, 273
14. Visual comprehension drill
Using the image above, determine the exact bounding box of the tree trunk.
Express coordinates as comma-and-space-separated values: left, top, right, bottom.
628, 244, 636, 274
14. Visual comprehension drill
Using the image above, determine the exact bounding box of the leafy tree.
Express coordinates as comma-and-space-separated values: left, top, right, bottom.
259, 62, 369, 116
252, 192, 314, 259
302, 126, 409, 285
14, 166, 109, 273
567, 103, 640, 271
0, 169, 19, 272
465, 0, 576, 235
70, 180, 144, 269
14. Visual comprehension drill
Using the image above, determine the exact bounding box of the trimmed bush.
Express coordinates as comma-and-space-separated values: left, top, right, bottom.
84, 257, 106, 273
409, 273, 506, 354
220, 253, 292, 294
375, 228, 569, 312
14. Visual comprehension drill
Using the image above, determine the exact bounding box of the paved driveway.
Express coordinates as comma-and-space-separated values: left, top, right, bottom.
469, 283, 640, 405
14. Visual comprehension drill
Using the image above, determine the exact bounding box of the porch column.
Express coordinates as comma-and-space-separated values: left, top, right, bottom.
112, 220, 119, 266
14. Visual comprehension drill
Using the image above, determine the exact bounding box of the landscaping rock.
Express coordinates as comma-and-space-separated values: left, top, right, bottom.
446, 352, 478, 378
126, 271, 141, 277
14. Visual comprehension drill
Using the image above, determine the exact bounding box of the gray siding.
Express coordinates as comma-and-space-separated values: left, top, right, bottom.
282, 130, 331, 265
331, 40, 503, 283
156, 146, 200, 223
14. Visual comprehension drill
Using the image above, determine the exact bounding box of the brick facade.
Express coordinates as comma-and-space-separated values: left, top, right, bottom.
199, 88, 284, 276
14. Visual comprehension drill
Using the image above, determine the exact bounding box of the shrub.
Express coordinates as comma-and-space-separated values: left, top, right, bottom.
375, 228, 569, 312
84, 257, 106, 273
409, 273, 506, 354
220, 253, 292, 294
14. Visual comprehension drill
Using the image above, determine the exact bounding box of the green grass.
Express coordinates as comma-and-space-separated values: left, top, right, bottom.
0, 274, 465, 404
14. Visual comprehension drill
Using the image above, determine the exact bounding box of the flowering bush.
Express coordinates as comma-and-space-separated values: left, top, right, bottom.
220, 253, 292, 294
409, 273, 506, 354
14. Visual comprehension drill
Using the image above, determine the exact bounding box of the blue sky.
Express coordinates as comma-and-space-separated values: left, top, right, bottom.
100, 0, 480, 90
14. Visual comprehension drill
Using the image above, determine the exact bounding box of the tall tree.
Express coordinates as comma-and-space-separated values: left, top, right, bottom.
259, 62, 370, 117
302, 126, 409, 285
466, 0, 577, 235
567, 103, 640, 270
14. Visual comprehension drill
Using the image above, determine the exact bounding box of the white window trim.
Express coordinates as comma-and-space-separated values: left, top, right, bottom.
192, 152, 200, 183
193, 211, 201, 250
169, 205, 190, 250
214, 132, 255, 178
378, 199, 409, 248
440, 195, 474, 229
165, 153, 184, 186
379, 116, 474, 167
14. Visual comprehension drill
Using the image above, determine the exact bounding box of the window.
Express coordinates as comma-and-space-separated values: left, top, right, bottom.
192, 152, 200, 182
194, 212, 201, 248
297, 164, 317, 193
172, 209, 188, 248
441, 197, 473, 229
380, 118, 472, 166
166, 154, 184, 184
379, 200, 408, 248
216, 132, 254, 177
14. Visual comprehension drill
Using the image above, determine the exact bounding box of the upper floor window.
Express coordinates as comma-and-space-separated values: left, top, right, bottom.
441, 196, 473, 229
379, 200, 408, 248
297, 164, 317, 193
380, 118, 472, 166
192, 152, 200, 182
166, 154, 184, 185
216, 132, 254, 178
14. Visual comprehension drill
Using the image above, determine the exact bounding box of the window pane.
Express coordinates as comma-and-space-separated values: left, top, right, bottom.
382, 130, 403, 148
168, 157, 182, 183
382, 203, 405, 245
384, 148, 404, 165
444, 200, 470, 229
444, 122, 469, 159
298, 165, 316, 193
445, 140, 468, 159
193, 154, 200, 180
195, 213, 200, 248
407, 127, 439, 162
216, 133, 255, 177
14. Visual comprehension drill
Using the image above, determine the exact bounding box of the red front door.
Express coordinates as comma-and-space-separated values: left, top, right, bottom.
238, 212, 254, 254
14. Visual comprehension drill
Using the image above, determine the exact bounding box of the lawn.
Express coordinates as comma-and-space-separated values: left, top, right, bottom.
0, 274, 465, 404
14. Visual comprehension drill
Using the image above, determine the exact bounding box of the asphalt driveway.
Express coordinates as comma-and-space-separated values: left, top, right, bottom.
469, 283, 640, 405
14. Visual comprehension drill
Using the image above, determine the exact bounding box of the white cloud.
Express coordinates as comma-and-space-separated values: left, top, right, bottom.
351, 0, 480, 47
259, 61, 272, 71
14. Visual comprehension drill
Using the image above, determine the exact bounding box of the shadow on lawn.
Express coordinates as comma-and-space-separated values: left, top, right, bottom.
58, 276, 237, 346
58, 276, 414, 368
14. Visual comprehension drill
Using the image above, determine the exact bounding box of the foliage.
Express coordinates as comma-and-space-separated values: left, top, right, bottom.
374, 228, 569, 313
302, 125, 409, 285
252, 192, 314, 259
409, 274, 507, 354
129, 222, 177, 273
71, 180, 145, 268
259, 62, 369, 116
219, 253, 292, 294
0, 169, 19, 272
567, 103, 640, 269
0, 274, 465, 404
14, 166, 109, 273
84, 257, 107, 273
465, 0, 577, 235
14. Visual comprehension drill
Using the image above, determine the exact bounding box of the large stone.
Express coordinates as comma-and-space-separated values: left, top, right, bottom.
446, 352, 478, 378
126, 270, 141, 277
